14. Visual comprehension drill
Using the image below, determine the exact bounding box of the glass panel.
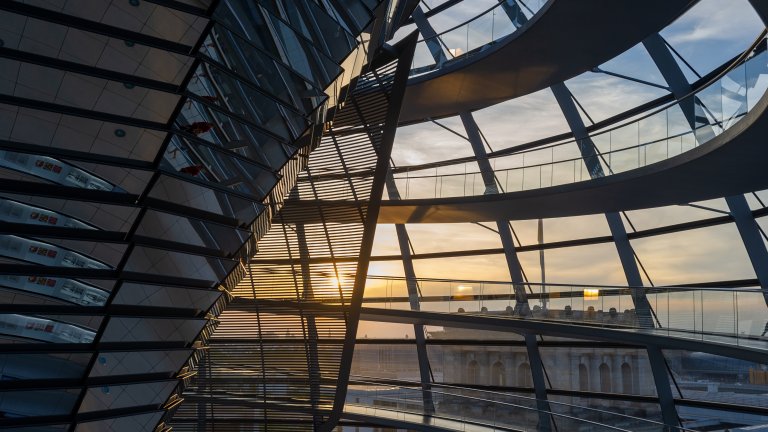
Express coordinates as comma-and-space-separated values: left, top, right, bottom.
428, 341, 529, 387
90, 350, 193, 377
124, 246, 237, 282
0, 389, 80, 417
78, 381, 177, 413
539, 347, 657, 396
664, 350, 768, 409
0, 353, 90, 380
101, 317, 207, 343
351, 343, 420, 381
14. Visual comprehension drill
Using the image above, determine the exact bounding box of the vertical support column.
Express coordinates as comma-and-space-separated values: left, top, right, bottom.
538, 219, 547, 309
385, 173, 436, 414
499, 0, 528, 28
460, 111, 551, 430
412, 6, 448, 65
321, 32, 419, 432
645, 33, 768, 306
551, 83, 680, 429
295, 223, 324, 424
725, 195, 768, 305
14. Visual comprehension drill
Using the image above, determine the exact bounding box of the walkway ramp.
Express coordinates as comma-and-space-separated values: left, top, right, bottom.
400, 0, 694, 123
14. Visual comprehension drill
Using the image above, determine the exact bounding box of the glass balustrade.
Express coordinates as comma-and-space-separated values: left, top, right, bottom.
363, 276, 768, 344
346, 376, 688, 431
411, 0, 548, 75
394, 38, 768, 199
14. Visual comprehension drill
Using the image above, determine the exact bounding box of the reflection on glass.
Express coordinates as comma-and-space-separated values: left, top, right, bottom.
0, 151, 121, 192
0, 314, 95, 343
0, 235, 111, 270
392, 40, 768, 199
0, 199, 94, 229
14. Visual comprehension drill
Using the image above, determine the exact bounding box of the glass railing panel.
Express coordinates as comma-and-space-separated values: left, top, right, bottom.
0, 195, 138, 232
664, 350, 768, 412
746, 48, 768, 111
124, 246, 236, 284
347, 378, 676, 431
722, 62, 749, 130
540, 346, 658, 396
694, 84, 723, 143
411, 40, 440, 74
148, 174, 264, 223
547, 394, 665, 429
0, 274, 109, 306
351, 344, 421, 381
112, 283, 222, 312
637, 109, 669, 167
699, 290, 737, 336
365, 276, 767, 344
492, 6, 519, 41
439, 26, 468, 61
651, 289, 700, 334
735, 290, 768, 338
74, 412, 165, 432
410, 1, 547, 76
466, 12, 494, 56
390, 41, 768, 199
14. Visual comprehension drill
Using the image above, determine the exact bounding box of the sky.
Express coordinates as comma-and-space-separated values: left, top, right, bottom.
358, 0, 768, 338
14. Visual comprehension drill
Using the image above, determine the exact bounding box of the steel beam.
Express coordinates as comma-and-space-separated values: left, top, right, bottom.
551, 82, 680, 429
645, 32, 768, 307
499, 0, 528, 28
459, 111, 551, 430
411, 6, 448, 65
385, 172, 436, 413
321, 32, 419, 432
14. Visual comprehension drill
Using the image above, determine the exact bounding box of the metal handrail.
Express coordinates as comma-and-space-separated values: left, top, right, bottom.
366, 275, 766, 294
398, 29, 768, 173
